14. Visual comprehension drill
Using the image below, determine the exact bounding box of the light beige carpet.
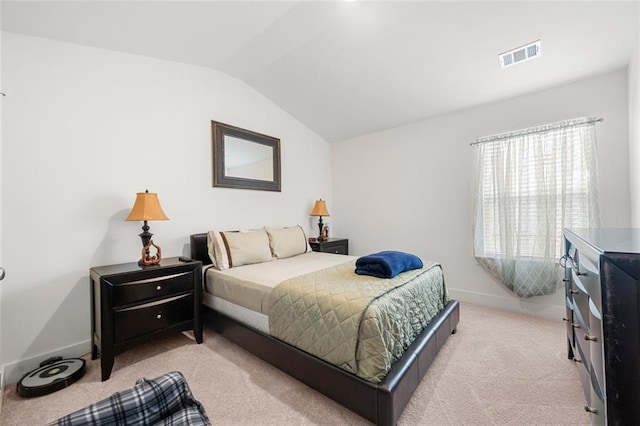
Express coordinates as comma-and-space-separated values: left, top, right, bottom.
1, 302, 590, 425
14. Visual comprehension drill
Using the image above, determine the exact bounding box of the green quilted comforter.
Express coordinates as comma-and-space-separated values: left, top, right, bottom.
268, 259, 447, 383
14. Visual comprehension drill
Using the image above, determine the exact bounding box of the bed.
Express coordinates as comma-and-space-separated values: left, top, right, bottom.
190, 229, 459, 425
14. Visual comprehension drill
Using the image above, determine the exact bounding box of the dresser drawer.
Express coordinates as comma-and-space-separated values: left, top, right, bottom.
112, 271, 194, 307
114, 293, 193, 343
575, 324, 592, 367
588, 367, 605, 425
570, 271, 590, 332
565, 297, 575, 346
575, 351, 591, 405
588, 300, 604, 393
572, 264, 602, 313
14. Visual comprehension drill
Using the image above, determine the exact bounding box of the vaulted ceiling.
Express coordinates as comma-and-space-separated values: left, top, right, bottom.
3, 1, 637, 142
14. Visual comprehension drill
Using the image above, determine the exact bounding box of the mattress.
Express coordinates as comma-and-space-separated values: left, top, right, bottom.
204, 251, 357, 316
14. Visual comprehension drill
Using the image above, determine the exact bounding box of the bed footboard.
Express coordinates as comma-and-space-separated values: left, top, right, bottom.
203, 300, 459, 425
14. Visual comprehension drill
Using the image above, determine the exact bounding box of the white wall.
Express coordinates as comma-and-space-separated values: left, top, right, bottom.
332, 70, 630, 319
0, 7, 4, 398
1, 33, 332, 383
629, 6, 640, 226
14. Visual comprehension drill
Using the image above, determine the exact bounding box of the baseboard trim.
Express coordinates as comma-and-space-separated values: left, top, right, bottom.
3, 340, 91, 387
448, 288, 565, 321
0, 368, 4, 415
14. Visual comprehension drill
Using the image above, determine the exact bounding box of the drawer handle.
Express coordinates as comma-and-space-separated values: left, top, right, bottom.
562, 318, 569, 322
156, 314, 162, 320
156, 285, 162, 291
584, 334, 598, 342
569, 289, 579, 294
572, 357, 582, 363
572, 323, 581, 329
559, 255, 569, 268
584, 406, 598, 414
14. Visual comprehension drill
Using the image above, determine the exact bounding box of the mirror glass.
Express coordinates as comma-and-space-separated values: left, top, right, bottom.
224, 136, 274, 181
212, 121, 281, 192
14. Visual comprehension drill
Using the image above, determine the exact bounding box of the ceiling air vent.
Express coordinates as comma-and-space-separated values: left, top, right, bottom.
499, 40, 541, 69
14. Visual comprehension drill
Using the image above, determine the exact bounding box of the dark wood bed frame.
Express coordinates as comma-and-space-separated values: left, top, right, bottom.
190, 233, 460, 425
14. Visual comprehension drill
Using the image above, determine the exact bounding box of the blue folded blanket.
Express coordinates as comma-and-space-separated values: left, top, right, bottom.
355, 250, 423, 279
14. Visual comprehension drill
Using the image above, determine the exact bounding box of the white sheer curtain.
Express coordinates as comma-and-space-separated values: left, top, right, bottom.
473, 117, 600, 297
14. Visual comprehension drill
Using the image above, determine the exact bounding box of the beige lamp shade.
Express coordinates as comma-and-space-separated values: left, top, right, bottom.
310, 199, 330, 217
125, 191, 169, 222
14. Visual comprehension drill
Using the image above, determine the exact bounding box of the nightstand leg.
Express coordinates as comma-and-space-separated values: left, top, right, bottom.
194, 270, 203, 344
195, 321, 203, 344
101, 351, 114, 381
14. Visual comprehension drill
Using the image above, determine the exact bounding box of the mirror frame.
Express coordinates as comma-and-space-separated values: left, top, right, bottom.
211, 121, 281, 192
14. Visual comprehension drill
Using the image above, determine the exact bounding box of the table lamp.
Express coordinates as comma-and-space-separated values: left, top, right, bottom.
125, 189, 169, 265
310, 199, 330, 241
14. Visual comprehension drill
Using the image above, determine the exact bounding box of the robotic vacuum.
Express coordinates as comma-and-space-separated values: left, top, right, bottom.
17, 356, 86, 397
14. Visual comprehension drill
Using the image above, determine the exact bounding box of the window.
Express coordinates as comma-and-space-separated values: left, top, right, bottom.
473, 117, 600, 297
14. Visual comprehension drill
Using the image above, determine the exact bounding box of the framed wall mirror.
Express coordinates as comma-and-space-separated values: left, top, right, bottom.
211, 121, 281, 192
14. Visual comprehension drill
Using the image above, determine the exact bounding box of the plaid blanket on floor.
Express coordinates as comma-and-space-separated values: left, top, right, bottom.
55, 371, 210, 426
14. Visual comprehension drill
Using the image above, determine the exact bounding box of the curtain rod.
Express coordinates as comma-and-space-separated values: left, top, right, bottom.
470, 117, 604, 146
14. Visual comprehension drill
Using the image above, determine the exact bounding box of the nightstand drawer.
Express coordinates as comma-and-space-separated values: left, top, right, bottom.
114, 293, 193, 343
112, 271, 194, 307
310, 238, 349, 255
323, 243, 348, 255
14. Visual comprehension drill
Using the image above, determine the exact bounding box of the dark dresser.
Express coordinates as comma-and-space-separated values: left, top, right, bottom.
563, 228, 640, 425
90, 257, 202, 381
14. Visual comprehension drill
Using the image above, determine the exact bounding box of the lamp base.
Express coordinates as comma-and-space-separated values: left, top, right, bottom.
140, 240, 162, 266
317, 216, 324, 241
320, 225, 328, 241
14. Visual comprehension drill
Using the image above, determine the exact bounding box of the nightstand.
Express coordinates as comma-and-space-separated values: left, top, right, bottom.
309, 238, 349, 255
89, 257, 202, 381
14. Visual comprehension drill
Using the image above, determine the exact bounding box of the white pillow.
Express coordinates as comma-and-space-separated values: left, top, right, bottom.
207, 228, 273, 270
265, 226, 312, 259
